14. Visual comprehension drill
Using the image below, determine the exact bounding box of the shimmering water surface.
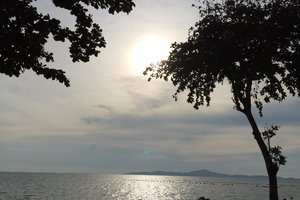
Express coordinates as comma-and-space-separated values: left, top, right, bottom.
0, 172, 299, 200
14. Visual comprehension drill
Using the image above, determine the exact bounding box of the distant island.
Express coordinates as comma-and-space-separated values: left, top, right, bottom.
126, 169, 297, 180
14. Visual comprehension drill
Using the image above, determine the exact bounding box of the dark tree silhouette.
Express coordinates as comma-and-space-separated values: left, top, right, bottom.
0, 0, 135, 86
144, 0, 300, 199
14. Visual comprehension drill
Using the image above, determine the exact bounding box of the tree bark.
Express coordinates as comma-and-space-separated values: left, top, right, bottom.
243, 109, 279, 200
268, 169, 279, 200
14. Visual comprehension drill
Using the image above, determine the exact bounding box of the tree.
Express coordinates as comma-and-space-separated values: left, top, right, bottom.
144, 0, 300, 199
0, 0, 135, 86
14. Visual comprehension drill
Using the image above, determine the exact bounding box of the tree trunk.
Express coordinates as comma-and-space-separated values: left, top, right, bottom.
268, 169, 279, 200
243, 109, 279, 200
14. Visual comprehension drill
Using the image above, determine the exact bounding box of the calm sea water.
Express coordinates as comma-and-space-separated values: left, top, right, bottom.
0, 172, 299, 200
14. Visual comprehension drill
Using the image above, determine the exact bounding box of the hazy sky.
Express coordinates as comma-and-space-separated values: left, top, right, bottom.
1, 0, 300, 178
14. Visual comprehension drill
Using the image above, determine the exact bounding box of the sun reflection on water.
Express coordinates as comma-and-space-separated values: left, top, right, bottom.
127, 176, 175, 199
111, 175, 203, 200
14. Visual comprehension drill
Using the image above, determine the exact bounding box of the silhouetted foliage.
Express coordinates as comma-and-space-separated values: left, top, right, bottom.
144, 0, 300, 199
0, 0, 135, 86
262, 125, 286, 166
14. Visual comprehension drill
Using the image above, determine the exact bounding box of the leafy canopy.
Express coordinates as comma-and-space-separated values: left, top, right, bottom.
145, 0, 300, 115
0, 0, 135, 86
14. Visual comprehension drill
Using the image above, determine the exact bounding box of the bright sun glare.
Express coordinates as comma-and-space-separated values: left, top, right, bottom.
130, 35, 170, 75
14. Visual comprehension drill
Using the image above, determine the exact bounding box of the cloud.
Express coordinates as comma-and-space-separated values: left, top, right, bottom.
76, 87, 300, 176
261, 98, 300, 126
96, 104, 115, 115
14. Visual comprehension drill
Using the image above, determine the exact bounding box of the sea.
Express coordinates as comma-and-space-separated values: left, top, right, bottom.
0, 172, 299, 200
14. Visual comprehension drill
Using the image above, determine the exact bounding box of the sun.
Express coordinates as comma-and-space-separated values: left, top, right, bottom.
130, 35, 170, 75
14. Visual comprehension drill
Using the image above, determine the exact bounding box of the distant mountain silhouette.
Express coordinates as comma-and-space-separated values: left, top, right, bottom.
126, 169, 297, 180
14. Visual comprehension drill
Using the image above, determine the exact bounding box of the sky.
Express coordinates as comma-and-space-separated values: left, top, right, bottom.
1, 0, 300, 178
